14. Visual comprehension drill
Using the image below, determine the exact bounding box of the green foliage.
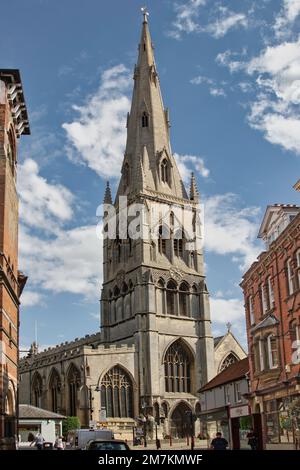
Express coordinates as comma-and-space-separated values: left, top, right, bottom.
62, 416, 81, 436
240, 415, 252, 430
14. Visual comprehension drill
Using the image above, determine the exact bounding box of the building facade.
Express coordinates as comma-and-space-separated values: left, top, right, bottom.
198, 358, 250, 449
241, 204, 300, 449
0, 70, 29, 449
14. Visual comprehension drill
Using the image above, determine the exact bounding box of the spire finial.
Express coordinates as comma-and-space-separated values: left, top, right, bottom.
141, 6, 149, 23
103, 181, 112, 204
226, 322, 232, 333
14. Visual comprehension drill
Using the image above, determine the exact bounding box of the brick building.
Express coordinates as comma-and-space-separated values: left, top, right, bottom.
241, 204, 300, 450
0, 70, 29, 449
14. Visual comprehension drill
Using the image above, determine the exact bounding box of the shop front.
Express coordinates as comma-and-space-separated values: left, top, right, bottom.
229, 404, 252, 449
199, 407, 230, 446
263, 394, 300, 450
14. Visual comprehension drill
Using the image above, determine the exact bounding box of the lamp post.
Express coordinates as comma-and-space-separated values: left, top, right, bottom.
141, 401, 147, 448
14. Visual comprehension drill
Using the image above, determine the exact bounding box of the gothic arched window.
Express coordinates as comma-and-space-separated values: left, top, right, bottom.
49, 369, 61, 413
164, 340, 192, 393
67, 364, 81, 416
32, 372, 43, 408
179, 282, 189, 316
161, 158, 169, 184
100, 366, 133, 418
166, 280, 177, 316
156, 278, 165, 314
220, 353, 239, 372
142, 112, 149, 128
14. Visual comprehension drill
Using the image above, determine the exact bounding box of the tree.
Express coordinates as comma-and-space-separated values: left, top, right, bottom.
62, 416, 81, 437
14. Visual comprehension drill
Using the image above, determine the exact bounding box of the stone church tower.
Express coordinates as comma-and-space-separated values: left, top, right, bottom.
19, 16, 231, 440
100, 15, 215, 423
0, 70, 29, 448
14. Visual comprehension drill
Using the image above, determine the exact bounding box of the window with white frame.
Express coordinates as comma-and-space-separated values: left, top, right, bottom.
267, 335, 279, 369
287, 258, 294, 295
225, 384, 231, 404
261, 284, 268, 315
249, 295, 255, 325
235, 382, 242, 402
259, 338, 265, 371
267, 276, 275, 308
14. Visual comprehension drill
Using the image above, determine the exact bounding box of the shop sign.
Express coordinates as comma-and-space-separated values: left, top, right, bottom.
229, 405, 250, 418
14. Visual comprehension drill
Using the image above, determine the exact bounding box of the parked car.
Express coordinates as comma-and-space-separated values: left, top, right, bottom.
85, 439, 130, 451
67, 429, 114, 449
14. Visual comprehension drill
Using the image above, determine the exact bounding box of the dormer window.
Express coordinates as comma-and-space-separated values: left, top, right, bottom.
142, 112, 149, 128
161, 158, 169, 184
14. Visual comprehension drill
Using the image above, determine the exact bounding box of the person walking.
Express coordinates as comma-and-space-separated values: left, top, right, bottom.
31, 433, 45, 450
210, 432, 228, 450
247, 429, 258, 450
54, 436, 65, 450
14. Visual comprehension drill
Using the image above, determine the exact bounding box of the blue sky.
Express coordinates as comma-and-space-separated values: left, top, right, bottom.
1, 0, 299, 351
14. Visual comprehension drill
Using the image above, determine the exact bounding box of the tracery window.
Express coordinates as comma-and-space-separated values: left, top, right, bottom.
32, 373, 42, 408
67, 364, 81, 416
166, 280, 177, 316
49, 369, 61, 413
220, 353, 238, 372
164, 341, 191, 393
100, 366, 133, 418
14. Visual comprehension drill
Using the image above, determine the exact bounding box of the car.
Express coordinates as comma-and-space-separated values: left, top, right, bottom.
85, 439, 130, 451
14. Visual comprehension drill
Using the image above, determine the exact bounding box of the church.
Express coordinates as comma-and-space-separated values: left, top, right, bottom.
19, 15, 246, 440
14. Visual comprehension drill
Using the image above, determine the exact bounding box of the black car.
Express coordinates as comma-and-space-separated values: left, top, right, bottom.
85, 439, 130, 451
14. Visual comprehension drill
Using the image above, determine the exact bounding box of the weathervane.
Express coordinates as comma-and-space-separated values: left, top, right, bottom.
141, 6, 149, 22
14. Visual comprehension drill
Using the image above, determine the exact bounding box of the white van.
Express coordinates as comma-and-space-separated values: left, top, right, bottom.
67, 428, 114, 449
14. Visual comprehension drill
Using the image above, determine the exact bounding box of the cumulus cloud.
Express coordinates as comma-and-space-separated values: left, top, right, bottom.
18, 159, 74, 233
62, 64, 131, 179
168, 0, 206, 39
21, 291, 44, 307
246, 35, 300, 154
274, 0, 300, 37
216, 49, 246, 73
19, 224, 101, 300
174, 153, 210, 183
204, 193, 261, 270
210, 297, 245, 324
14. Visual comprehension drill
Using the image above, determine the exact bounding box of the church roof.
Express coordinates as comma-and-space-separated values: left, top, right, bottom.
199, 357, 249, 392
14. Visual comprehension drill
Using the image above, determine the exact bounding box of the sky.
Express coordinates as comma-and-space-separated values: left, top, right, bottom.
1, 0, 299, 352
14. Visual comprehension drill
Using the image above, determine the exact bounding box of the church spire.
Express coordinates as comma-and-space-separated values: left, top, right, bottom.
103, 181, 112, 204
190, 172, 199, 202
116, 12, 188, 200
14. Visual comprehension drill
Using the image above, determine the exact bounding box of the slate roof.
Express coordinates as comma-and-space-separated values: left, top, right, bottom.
19, 404, 65, 420
199, 357, 249, 392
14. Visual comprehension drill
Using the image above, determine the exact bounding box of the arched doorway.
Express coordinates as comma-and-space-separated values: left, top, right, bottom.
170, 402, 191, 438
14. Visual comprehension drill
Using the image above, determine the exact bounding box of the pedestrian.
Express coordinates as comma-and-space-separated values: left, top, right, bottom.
30, 432, 45, 450
247, 429, 258, 450
210, 432, 228, 450
54, 435, 65, 450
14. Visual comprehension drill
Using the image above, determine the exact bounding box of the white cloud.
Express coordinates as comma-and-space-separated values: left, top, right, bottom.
246, 35, 300, 154
210, 297, 245, 324
62, 64, 131, 179
216, 50, 246, 73
190, 75, 226, 97
19, 224, 102, 300
18, 159, 74, 233
174, 153, 210, 183
205, 7, 248, 39
21, 291, 43, 307
274, 0, 300, 37
168, 0, 206, 39
204, 193, 261, 270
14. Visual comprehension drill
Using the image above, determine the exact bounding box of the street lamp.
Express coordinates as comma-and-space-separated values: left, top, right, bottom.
185, 411, 196, 450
